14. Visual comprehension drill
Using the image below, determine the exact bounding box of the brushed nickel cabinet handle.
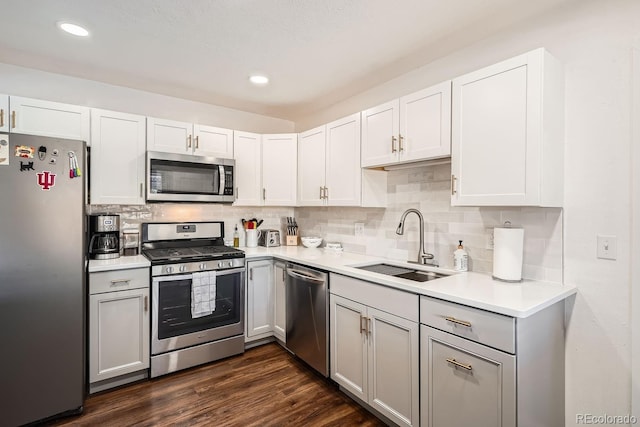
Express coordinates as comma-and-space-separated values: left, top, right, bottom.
282, 267, 286, 281
187, 135, 192, 149
451, 175, 457, 195
324, 186, 328, 200
249, 268, 253, 281
140, 183, 143, 198
399, 134, 404, 152
110, 279, 131, 285
319, 186, 323, 200
195, 135, 199, 149
144, 296, 148, 312
367, 317, 372, 335
11, 110, 16, 129
360, 315, 366, 334
0, 109, 4, 127
446, 358, 473, 371
391, 135, 397, 153
263, 188, 266, 200
444, 316, 472, 328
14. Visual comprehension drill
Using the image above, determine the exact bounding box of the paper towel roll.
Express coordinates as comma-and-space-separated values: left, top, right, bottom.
492, 227, 524, 282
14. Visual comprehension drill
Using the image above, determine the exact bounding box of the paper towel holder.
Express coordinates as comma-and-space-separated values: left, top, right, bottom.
491, 221, 524, 283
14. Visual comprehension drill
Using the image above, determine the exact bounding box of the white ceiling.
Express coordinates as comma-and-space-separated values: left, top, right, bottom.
0, 0, 574, 121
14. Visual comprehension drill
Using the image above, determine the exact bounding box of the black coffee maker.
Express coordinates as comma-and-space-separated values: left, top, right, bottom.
88, 214, 120, 259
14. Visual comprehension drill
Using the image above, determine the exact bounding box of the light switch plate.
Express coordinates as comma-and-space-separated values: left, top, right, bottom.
354, 222, 365, 237
597, 235, 617, 260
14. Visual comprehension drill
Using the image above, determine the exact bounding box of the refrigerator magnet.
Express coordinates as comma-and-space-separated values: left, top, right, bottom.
0, 137, 8, 165
15, 145, 35, 158
19, 161, 34, 171
37, 146, 47, 161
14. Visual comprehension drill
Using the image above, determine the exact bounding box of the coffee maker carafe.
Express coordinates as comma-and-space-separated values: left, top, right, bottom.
88, 214, 120, 260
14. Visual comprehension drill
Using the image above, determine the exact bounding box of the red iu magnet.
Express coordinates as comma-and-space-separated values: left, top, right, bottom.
37, 171, 56, 190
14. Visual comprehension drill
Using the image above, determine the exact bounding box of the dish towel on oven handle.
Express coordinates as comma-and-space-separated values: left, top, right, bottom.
191, 271, 217, 318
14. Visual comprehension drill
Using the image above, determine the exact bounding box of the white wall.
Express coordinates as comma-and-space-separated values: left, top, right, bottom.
0, 62, 294, 133
295, 0, 639, 424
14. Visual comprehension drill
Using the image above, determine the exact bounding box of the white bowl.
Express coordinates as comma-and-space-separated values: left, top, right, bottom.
301, 236, 322, 248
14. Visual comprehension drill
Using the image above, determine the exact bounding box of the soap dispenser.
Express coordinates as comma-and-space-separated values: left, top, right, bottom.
453, 240, 468, 272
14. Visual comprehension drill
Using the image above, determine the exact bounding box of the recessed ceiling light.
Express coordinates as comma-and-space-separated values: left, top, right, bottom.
58, 22, 90, 37
249, 75, 269, 86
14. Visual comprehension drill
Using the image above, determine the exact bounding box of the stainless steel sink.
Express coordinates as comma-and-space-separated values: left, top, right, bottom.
354, 263, 449, 282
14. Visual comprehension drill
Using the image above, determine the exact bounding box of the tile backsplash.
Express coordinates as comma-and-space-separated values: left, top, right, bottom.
296, 163, 563, 283
90, 162, 562, 283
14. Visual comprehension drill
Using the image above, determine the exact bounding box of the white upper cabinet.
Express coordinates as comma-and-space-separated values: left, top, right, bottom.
233, 131, 263, 206
361, 81, 451, 168
361, 100, 399, 167
0, 94, 8, 133
451, 48, 564, 207
298, 113, 365, 207
9, 96, 90, 143
262, 133, 297, 206
90, 109, 146, 205
298, 125, 327, 206
147, 117, 233, 158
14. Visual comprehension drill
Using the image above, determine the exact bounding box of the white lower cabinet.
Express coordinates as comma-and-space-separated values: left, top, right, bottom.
330, 274, 419, 427
273, 262, 286, 342
89, 268, 150, 393
245, 259, 274, 341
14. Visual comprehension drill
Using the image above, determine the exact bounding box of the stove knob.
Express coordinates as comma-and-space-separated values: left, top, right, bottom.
227, 261, 233, 268
217, 261, 224, 268
165, 266, 174, 274
199, 263, 207, 270
179, 265, 187, 272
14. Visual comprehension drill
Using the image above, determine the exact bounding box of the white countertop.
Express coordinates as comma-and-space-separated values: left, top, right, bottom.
241, 246, 577, 318
88, 255, 150, 273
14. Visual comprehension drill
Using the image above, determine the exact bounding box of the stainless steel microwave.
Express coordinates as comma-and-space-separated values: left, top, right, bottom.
146, 151, 235, 203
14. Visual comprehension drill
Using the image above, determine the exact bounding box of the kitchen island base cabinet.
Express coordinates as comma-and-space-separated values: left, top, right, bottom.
330, 274, 419, 427
89, 268, 150, 394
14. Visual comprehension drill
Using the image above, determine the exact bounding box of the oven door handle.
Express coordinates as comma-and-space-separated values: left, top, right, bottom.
152, 273, 194, 285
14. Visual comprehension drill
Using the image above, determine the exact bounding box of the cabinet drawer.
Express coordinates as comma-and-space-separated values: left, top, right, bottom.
330, 273, 418, 322
420, 296, 515, 353
89, 268, 149, 295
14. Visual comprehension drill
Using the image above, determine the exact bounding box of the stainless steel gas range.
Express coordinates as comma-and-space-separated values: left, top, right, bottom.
141, 222, 245, 378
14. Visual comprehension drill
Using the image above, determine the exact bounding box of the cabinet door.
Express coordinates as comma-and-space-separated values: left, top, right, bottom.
273, 262, 286, 342
246, 260, 274, 340
147, 117, 193, 154
399, 82, 452, 163
233, 131, 262, 206
330, 294, 368, 402
89, 287, 150, 383
90, 109, 146, 205
194, 124, 233, 158
9, 96, 90, 143
0, 94, 8, 132
262, 133, 297, 206
421, 325, 516, 427
325, 113, 362, 206
369, 307, 419, 427
451, 49, 562, 206
297, 125, 326, 206
361, 99, 399, 167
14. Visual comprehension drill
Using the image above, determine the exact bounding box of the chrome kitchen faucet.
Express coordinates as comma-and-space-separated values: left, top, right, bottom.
396, 208, 438, 267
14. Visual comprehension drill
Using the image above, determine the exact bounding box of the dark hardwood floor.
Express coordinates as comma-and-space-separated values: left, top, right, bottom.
48, 343, 386, 427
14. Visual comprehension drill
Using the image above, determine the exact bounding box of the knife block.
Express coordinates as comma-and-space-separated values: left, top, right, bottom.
286, 235, 298, 246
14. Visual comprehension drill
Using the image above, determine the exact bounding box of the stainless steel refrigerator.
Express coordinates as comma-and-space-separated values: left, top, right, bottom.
0, 133, 85, 426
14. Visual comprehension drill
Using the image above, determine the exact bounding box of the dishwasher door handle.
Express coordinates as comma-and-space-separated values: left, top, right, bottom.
287, 269, 325, 283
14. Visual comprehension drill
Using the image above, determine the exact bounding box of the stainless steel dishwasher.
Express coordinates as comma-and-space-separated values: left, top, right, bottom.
285, 263, 329, 377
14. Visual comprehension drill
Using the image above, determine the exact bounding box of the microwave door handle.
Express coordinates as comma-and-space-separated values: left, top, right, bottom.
218, 165, 225, 195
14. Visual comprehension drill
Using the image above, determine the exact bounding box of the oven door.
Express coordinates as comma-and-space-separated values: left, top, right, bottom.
151, 267, 245, 355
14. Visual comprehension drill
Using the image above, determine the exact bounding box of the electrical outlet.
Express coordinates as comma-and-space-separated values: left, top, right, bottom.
485, 228, 494, 250
597, 235, 617, 260
355, 222, 365, 237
